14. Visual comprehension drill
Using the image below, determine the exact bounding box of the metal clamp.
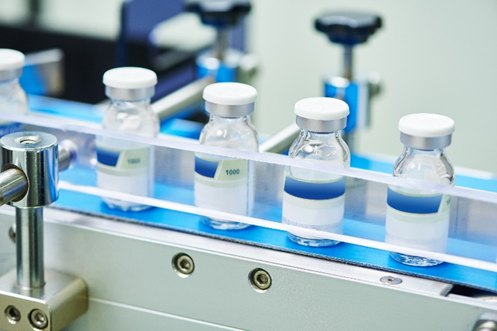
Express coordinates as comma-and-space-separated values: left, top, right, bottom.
0, 131, 87, 331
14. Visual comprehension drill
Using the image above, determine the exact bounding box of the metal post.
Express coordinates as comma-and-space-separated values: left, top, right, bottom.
0, 132, 87, 331
215, 28, 229, 62
343, 45, 353, 81
16, 207, 44, 288
342, 45, 355, 151
0, 168, 28, 204
58, 140, 77, 172
0, 132, 58, 290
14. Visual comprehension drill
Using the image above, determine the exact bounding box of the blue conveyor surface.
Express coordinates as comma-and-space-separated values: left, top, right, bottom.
29, 95, 497, 292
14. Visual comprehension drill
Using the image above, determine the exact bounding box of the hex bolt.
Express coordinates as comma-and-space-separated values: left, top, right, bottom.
380, 276, 402, 285
8, 223, 15, 243
29, 309, 48, 329
5, 305, 21, 324
173, 253, 194, 276
249, 268, 272, 292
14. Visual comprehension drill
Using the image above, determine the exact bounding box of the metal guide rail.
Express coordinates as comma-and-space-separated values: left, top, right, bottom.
0, 108, 496, 290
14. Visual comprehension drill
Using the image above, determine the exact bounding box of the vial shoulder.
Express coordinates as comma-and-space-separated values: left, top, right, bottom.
288, 135, 350, 167
102, 106, 159, 137
0, 85, 27, 113
199, 119, 259, 151
393, 151, 455, 185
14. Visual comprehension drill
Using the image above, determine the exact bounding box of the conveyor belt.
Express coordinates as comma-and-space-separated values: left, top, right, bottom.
56, 167, 497, 293
29, 95, 497, 292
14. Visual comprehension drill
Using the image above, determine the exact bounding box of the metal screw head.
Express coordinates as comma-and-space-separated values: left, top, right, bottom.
29, 309, 48, 329
249, 268, 272, 292
380, 276, 402, 285
8, 223, 15, 243
5, 305, 21, 324
173, 253, 194, 277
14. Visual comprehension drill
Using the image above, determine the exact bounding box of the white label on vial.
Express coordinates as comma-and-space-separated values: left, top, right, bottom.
194, 154, 249, 215
96, 139, 153, 200
282, 174, 346, 239
385, 186, 451, 253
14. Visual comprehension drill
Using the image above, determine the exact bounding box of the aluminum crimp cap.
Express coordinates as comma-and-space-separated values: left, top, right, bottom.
203, 82, 257, 117
103, 67, 157, 101
399, 113, 455, 150
294, 97, 349, 133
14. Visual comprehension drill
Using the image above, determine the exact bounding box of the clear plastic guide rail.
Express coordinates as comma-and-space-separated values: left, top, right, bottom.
2, 111, 497, 273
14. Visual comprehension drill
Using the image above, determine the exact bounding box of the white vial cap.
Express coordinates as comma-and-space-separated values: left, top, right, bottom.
294, 97, 349, 133
0, 49, 24, 71
203, 82, 257, 106
103, 67, 157, 89
294, 97, 349, 121
399, 113, 455, 138
203, 83, 257, 117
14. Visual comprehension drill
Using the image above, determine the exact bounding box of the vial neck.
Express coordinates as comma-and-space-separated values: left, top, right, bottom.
110, 98, 151, 111
404, 146, 445, 154
404, 146, 445, 156
301, 129, 343, 141
210, 114, 250, 123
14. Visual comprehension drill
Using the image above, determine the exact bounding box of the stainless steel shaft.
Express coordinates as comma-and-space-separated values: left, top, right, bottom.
0, 131, 59, 289
16, 207, 44, 288
58, 140, 77, 172
0, 168, 28, 204
341, 45, 357, 151
343, 45, 353, 81
215, 28, 229, 62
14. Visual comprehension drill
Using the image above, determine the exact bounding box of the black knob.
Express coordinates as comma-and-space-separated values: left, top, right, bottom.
186, 1, 251, 28
315, 11, 382, 45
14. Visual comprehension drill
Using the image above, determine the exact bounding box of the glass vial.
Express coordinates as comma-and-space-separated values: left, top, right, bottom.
0, 49, 27, 136
96, 67, 160, 211
282, 97, 350, 247
386, 113, 455, 266
194, 82, 258, 230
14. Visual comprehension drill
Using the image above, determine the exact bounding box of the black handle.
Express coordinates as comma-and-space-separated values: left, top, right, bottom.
186, 1, 251, 28
315, 11, 382, 45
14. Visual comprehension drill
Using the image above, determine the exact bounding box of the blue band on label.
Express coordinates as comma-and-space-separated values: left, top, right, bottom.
0, 122, 23, 137
284, 177, 346, 200
195, 156, 219, 178
96, 147, 120, 167
387, 188, 442, 214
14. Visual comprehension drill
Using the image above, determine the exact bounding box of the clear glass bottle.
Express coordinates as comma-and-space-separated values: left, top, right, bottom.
96, 67, 159, 212
0, 49, 27, 136
282, 97, 350, 247
386, 113, 455, 267
194, 82, 258, 230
